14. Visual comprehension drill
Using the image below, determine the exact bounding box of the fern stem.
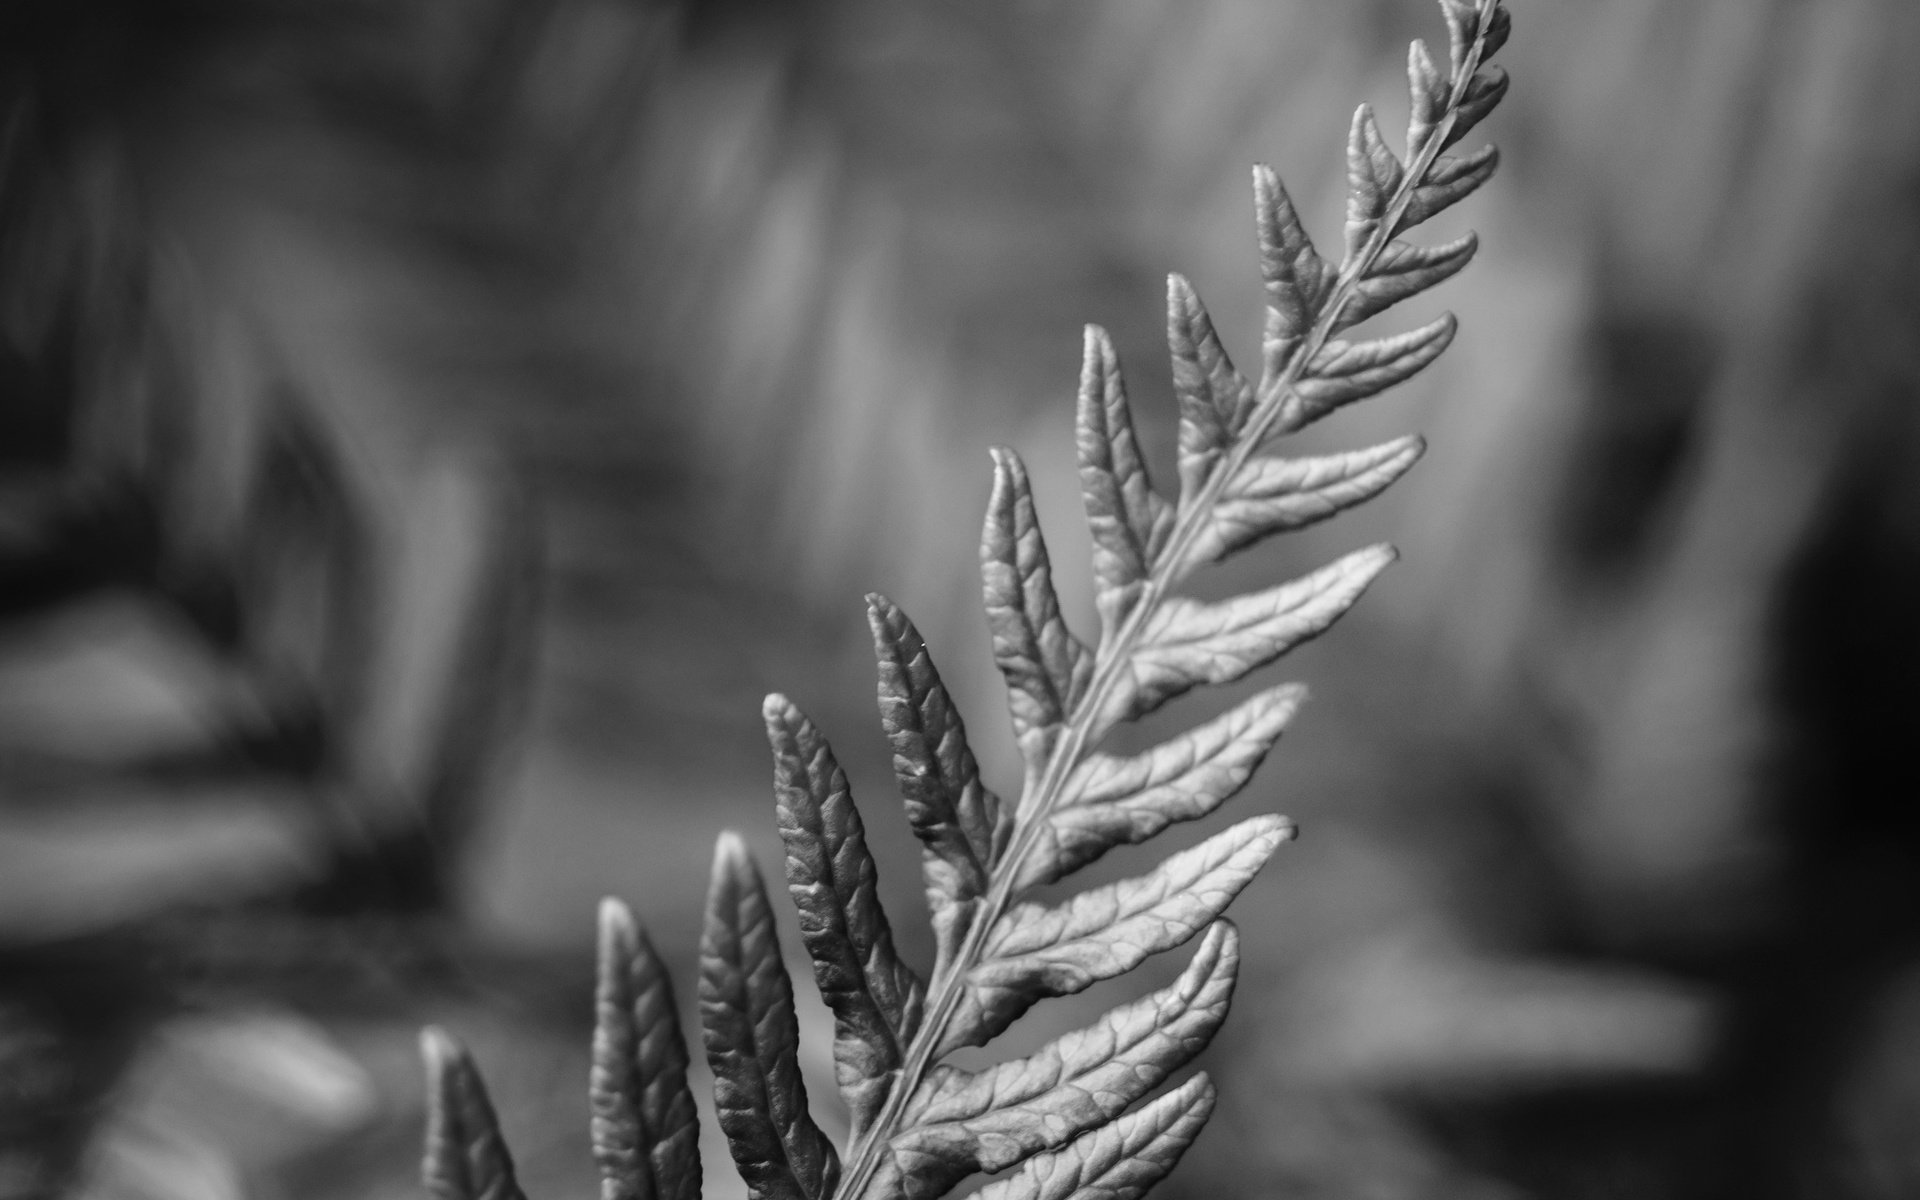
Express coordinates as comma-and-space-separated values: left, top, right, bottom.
835, 7, 1499, 1197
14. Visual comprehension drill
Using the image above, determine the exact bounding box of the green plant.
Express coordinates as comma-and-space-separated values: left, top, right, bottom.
418, 2, 1510, 1197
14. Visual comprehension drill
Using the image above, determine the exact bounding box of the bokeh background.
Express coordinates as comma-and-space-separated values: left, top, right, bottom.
5, 1, 1920, 1197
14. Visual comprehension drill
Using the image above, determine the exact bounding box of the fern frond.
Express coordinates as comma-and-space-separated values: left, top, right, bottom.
415, 3, 1512, 1198
819, 5, 1511, 1198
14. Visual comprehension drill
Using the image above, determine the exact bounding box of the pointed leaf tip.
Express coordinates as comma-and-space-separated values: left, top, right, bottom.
599, 895, 637, 951
712, 830, 751, 879
421, 1025, 459, 1072
598, 893, 630, 924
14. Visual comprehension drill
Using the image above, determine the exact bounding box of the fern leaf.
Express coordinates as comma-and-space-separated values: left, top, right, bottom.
967, 1073, 1217, 1200
1077, 325, 1174, 632
1187, 437, 1425, 569
593, 899, 703, 1200
890, 924, 1239, 1197
1446, 66, 1510, 150
1342, 235, 1477, 330
944, 821, 1282, 1051
1289, 316, 1457, 427
868, 593, 1008, 967
982, 448, 1095, 783
700, 833, 842, 1200
1168, 275, 1255, 498
1396, 145, 1499, 234
766, 694, 928, 1135
1405, 40, 1448, 154
420, 1028, 527, 1200
1342, 104, 1407, 262
1016, 686, 1305, 891
978, 820, 1282, 987
1105, 546, 1396, 727
1252, 166, 1335, 384
1441, 0, 1510, 74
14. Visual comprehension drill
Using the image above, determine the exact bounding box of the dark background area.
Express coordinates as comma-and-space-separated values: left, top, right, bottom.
4, 1, 1920, 1197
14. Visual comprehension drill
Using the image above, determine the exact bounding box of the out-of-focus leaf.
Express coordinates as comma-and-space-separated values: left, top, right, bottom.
1446, 66, 1510, 150
1105, 546, 1395, 725
420, 1027, 527, 1200
1016, 687, 1304, 890
968, 1073, 1217, 1200
983, 448, 1094, 782
1442, 0, 1510, 74
1253, 166, 1334, 380
1185, 438, 1425, 569
892, 924, 1239, 1194
698, 834, 841, 1200
869, 595, 1007, 968
942, 822, 1281, 1049
1342, 236, 1477, 330
1168, 275, 1254, 500
1290, 317, 1456, 427
593, 899, 702, 1200
765, 694, 925, 1136
1343, 104, 1405, 262
1077, 325, 1172, 632
1395, 146, 1499, 235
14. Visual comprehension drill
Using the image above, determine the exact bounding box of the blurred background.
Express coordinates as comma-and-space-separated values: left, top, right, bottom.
4, 0, 1920, 1196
